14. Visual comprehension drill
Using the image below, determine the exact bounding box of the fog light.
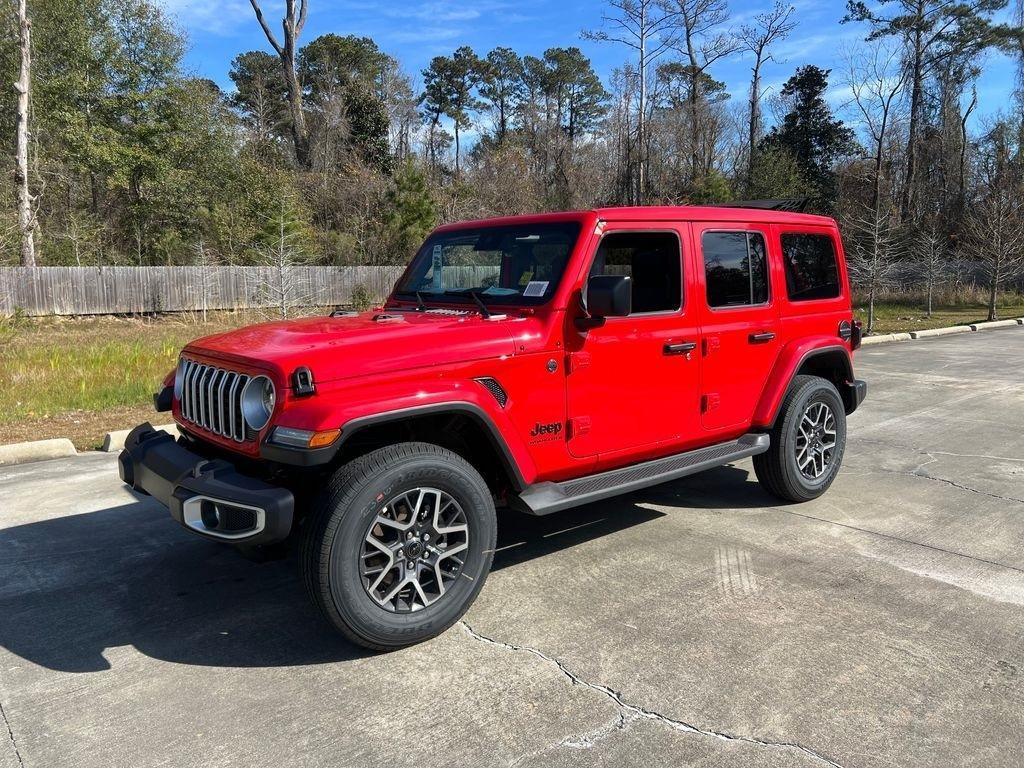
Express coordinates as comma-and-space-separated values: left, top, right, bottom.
200, 500, 220, 529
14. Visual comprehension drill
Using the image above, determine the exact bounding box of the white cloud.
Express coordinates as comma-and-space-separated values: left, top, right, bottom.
157, 0, 254, 36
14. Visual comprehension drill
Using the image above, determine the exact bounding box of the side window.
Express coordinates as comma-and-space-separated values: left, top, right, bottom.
589, 231, 682, 314
781, 233, 841, 301
702, 231, 769, 308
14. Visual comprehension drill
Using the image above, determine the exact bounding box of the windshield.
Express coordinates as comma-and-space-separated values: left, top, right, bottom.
394, 221, 582, 307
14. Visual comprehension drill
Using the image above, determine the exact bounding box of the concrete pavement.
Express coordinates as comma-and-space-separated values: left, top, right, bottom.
1, 328, 1023, 767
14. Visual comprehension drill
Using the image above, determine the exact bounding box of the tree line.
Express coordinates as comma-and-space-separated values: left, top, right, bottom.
4, 0, 1024, 324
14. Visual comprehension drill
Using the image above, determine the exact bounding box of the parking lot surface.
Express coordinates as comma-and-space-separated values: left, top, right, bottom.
2, 328, 1023, 768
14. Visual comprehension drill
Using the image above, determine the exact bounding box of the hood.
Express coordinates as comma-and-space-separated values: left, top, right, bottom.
184, 309, 519, 386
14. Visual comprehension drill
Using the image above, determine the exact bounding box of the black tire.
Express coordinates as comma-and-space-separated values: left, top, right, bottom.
754, 375, 847, 503
300, 442, 496, 650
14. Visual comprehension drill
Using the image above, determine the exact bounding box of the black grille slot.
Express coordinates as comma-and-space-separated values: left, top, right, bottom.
475, 377, 508, 408
179, 357, 250, 442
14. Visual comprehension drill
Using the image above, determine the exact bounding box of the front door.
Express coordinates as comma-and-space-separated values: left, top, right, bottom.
694, 222, 781, 431
565, 224, 701, 458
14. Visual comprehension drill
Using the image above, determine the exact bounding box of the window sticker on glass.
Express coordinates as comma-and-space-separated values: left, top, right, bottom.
523, 280, 549, 297
431, 245, 444, 292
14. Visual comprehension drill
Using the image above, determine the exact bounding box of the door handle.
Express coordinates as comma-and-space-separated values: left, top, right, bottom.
749, 331, 776, 343
664, 341, 698, 355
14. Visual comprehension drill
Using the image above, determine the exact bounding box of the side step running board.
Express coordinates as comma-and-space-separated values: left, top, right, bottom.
514, 433, 770, 515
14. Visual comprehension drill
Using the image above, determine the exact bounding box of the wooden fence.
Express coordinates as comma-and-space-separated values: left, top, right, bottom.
0, 266, 410, 316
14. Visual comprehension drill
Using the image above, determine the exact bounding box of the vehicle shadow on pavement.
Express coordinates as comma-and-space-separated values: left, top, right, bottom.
0, 466, 766, 674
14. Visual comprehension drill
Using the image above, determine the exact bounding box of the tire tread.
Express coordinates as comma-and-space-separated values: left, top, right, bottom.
299, 442, 492, 650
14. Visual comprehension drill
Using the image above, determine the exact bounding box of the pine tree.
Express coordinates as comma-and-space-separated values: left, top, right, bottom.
761, 66, 858, 208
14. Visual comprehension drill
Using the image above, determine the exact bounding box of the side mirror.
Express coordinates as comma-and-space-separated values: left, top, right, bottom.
586, 274, 632, 319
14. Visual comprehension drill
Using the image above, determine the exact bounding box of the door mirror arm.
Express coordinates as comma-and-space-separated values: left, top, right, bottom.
578, 275, 631, 330
574, 289, 606, 330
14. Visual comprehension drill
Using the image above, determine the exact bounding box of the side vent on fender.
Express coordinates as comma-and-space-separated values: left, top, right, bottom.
474, 377, 508, 408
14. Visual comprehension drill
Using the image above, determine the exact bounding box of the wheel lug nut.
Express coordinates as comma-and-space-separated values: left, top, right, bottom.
423, 533, 430, 541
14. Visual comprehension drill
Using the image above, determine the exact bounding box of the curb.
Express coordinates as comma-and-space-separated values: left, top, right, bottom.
101, 424, 178, 453
908, 326, 972, 339
0, 438, 77, 467
863, 317, 1023, 346
968, 318, 1022, 331
861, 332, 912, 345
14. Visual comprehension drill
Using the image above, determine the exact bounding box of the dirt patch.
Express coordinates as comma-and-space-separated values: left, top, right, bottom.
0, 404, 169, 451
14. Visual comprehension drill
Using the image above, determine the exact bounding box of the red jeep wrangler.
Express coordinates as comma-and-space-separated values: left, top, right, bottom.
120, 205, 865, 649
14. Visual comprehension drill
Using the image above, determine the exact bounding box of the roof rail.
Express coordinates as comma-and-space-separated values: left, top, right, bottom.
718, 199, 812, 212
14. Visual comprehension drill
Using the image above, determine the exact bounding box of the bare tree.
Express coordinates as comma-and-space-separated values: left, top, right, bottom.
255, 200, 315, 319
913, 221, 947, 317
967, 195, 1024, 321
248, 0, 311, 167
670, 0, 739, 184
584, 0, 681, 204
846, 202, 902, 334
966, 127, 1024, 321
844, 41, 908, 217
1016, 0, 1024, 150
194, 239, 222, 323
738, 2, 796, 189
14, 0, 35, 266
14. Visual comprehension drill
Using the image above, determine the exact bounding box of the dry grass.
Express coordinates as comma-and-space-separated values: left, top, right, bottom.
2, 295, 1022, 451
0, 312, 262, 449
855, 298, 1024, 335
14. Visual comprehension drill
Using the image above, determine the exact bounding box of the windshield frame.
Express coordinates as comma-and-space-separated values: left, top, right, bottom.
390, 219, 585, 309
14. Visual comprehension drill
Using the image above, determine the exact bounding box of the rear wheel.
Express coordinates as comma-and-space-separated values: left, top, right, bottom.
754, 375, 847, 502
300, 442, 496, 650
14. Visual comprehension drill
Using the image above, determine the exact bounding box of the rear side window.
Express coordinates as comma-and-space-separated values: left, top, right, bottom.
702, 231, 769, 308
781, 233, 840, 301
589, 231, 682, 314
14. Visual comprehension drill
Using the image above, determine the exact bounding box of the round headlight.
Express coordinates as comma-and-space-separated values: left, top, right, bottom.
241, 375, 275, 431
174, 358, 187, 400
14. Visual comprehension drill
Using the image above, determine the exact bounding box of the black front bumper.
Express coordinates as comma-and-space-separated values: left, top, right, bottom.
118, 424, 294, 545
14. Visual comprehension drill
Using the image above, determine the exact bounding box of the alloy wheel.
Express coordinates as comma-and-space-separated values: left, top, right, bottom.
795, 401, 837, 480
360, 487, 469, 613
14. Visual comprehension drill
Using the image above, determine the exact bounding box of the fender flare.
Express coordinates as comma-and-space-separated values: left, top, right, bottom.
752, 343, 854, 428
336, 402, 529, 491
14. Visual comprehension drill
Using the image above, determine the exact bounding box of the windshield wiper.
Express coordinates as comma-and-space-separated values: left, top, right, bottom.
467, 291, 492, 319
443, 288, 492, 319
415, 291, 427, 311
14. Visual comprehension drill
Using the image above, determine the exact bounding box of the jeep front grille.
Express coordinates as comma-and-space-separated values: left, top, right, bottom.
178, 358, 251, 442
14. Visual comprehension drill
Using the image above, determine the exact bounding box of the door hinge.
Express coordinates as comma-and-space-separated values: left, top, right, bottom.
702, 336, 720, 356
568, 416, 591, 439
701, 393, 720, 413
566, 351, 591, 374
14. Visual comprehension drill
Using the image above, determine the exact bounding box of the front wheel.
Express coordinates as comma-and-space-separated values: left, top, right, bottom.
300, 442, 496, 650
754, 375, 847, 502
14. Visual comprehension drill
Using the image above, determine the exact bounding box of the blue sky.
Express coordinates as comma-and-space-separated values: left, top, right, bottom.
161, 0, 1019, 128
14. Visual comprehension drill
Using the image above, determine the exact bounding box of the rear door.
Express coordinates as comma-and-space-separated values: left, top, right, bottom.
695, 222, 781, 431
773, 223, 849, 345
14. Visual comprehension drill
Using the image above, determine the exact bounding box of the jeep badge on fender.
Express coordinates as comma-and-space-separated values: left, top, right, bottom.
529, 421, 563, 438
119, 204, 866, 650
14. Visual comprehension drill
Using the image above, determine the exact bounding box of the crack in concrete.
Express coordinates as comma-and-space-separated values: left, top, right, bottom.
779, 507, 1024, 575
0, 698, 24, 768
873, 464, 1024, 506
560, 711, 639, 749
460, 621, 845, 768
848, 438, 1024, 505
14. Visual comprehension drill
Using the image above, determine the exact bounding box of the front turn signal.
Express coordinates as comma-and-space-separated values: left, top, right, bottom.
308, 429, 341, 449
271, 426, 341, 449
